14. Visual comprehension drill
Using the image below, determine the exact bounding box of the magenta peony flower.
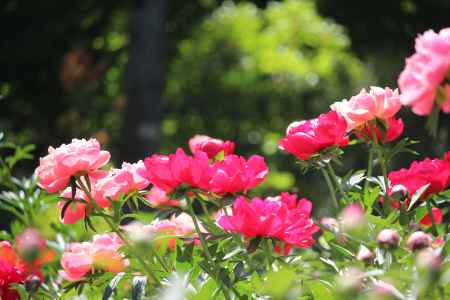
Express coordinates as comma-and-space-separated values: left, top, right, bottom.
189, 135, 235, 159
398, 28, 450, 115
355, 117, 404, 143
35, 138, 110, 193
388, 156, 450, 203
0, 241, 30, 300
331, 86, 401, 130
59, 233, 127, 282
279, 110, 349, 160
420, 207, 443, 227
208, 154, 268, 194
94, 160, 149, 201
218, 193, 319, 252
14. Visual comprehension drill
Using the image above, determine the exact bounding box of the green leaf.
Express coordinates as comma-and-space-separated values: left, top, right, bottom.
131, 276, 147, 300
307, 280, 334, 300
263, 267, 296, 298
102, 272, 125, 300
193, 278, 217, 300
408, 184, 430, 211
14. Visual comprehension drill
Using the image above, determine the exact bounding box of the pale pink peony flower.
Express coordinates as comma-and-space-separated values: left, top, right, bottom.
94, 160, 149, 201
145, 187, 180, 207
59, 233, 127, 282
398, 28, 450, 115
189, 135, 235, 159
331, 87, 401, 130
35, 138, 110, 193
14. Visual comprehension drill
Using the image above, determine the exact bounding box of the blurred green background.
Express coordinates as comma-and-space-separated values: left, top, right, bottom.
1, 0, 450, 225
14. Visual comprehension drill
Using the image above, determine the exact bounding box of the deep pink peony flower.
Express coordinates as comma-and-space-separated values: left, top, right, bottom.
398, 28, 450, 115
218, 193, 319, 252
0, 241, 28, 300
35, 138, 111, 193
145, 187, 180, 207
388, 156, 450, 203
355, 117, 404, 143
279, 110, 349, 160
60, 233, 127, 282
331, 87, 401, 130
95, 160, 149, 201
189, 135, 235, 159
144, 148, 212, 192
208, 154, 268, 194
420, 207, 443, 227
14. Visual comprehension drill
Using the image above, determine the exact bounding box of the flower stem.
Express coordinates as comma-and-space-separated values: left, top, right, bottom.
320, 167, 339, 209
326, 162, 346, 202
426, 200, 438, 236
77, 180, 161, 284
364, 149, 374, 193
263, 238, 274, 271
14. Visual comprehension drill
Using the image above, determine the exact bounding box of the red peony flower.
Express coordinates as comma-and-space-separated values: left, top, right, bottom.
355, 117, 404, 143
279, 110, 349, 160
189, 135, 235, 159
420, 207, 443, 227
217, 193, 319, 253
35, 138, 110, 193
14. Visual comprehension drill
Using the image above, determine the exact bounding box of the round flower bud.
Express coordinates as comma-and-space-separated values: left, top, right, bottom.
25, 274, 42, 294
377, 229, 400, 248
320, 217, 339, 233
340, 203, 365, 230
390, 184, 408, 201
406, 231, 432, 251
356, 245, 374, 263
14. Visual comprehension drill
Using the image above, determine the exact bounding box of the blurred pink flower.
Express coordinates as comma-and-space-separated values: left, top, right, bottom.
279, 110, 348, 160
189, 135, 235, 159
331, 87, 401, 130
145, 187, 180, 207
218, 193, 319, 253
339, 203, 366, 230
60, 233, 127, 282
398, 28, 450, 115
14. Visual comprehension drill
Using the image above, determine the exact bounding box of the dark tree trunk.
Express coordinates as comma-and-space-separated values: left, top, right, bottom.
122, 0, 167, 162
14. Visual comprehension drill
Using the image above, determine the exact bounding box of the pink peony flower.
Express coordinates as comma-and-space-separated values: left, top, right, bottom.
208, 154, 268, 194
60, 233, 127, 282
95, 160, 149, 201
279, 110, 348, 160
355, 117, 404, 143
189, 135, 235, 159
398, 28, 450, 115
144, 148, 212, 192
145, 187, 180, 207
388, 156, 450, 204
0, 241, 28, 300
35, 138, 110, 193
218, 193, 319, 252
420, 207, 443, 227
331, 87, 401, 130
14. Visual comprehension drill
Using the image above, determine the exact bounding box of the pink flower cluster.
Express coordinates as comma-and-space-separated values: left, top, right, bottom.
217, 193, 319, 253
388, 151, 450, 203
398, 28, 450, 115
60, 233, 127, 281
144, 136, 268, 194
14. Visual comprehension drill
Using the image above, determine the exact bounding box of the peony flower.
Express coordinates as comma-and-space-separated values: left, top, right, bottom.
355, 117, 404, 143
388, 156, 450, 204
218, 193, 319, 253
144, 148, 212, 192
208, 154, 268, 194
0, 241, 47, 300
279, 110, 348, 160
60, 233, 127, 282
398, 28, 450, 115
377, 229, 400, 248
406, 231, 432, 251
420, 207, 443, 227
145, 187, 180, 207
35, 138, 110, 193
94, 160, 149, 201
331, 87, 401, 130
189, 135, 235, 159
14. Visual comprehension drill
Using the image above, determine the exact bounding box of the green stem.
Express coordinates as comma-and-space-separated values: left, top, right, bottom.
426, 200, 438, 236
263, 239, 274, 271
376, 149, 391, 215
326, 162, 346, 202
187, 200, 231, 300
77, 180, 161, 284
364, 149, 374, 193
320, 167, 339, 209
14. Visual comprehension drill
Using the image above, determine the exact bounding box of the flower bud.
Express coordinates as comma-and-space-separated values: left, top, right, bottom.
356, 245, 374, 263
25, 274, 42, 294
340, 203, 366, 230
320, 217, 339, 233
16, 228, 46, 263
406, 231, 432, 251
416, 248, 442, 270
377, 229, 400, 248
390, 184, 408, 201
